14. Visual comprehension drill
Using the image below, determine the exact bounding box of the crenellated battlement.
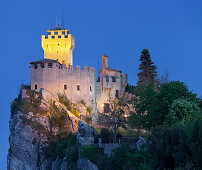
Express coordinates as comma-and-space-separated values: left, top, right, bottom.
30, 61, 95, 73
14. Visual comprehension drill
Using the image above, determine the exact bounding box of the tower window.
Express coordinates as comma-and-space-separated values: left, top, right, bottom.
64, 84, 67, 90
77, 85, 80, 91
47, 32, 51, 35
90, 86, 92, 91
51, 36, 55, 39
54, 32, 58, 35
112, 77, 116, 82
35, 84, 37, 90
40, 63, 44, 68
65, 35, 68, 38
34, 64, 37, 69
115, 90, 119, 98
58, 35, 61, 38
62, 31, 65, 34
48, 63, 52, 68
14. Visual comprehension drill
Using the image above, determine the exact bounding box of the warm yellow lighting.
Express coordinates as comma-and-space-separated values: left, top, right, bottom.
41, 29, 75, 68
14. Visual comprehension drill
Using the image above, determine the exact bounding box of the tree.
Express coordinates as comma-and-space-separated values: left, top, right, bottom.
165, 98, 200, 126
157, 81, 198, 125
128, 84, 159, 132
137, 49, 158, 86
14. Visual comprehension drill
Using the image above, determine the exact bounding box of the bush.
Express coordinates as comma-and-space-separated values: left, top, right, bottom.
100, 128, 112, 143
58, 93, 71, 110
80, 145, 107, 169
165, 98, 200, 126
70, 108, 80, 118
80, 100, 86, 106
54, 132, 77, 159
86, 106, 92, 114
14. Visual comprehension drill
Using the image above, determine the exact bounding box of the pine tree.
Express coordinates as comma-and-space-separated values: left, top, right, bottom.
137, 49, 157, 86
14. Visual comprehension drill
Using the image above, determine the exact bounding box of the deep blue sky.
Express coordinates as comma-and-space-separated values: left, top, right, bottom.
0, 0, 202, 168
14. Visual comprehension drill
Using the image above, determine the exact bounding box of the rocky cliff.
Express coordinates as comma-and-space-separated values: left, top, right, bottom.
7, 87, 98, 170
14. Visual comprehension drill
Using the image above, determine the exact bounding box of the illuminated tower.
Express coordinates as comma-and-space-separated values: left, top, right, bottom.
41, 24, 75, 68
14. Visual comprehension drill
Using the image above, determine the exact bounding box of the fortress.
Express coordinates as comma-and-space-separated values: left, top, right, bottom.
30, 25, 128, 122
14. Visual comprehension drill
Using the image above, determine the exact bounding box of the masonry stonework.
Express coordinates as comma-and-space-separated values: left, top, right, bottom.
30, 26, 128, 123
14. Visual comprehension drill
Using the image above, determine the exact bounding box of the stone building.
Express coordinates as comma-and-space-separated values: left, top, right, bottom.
30, 25, 127, 121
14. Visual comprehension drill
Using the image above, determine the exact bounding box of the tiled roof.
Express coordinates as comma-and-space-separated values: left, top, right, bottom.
106, 67, 122, 73
30, 59, 59, 64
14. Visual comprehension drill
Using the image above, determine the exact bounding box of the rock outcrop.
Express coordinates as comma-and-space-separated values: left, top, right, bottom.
77, 158, 98, 170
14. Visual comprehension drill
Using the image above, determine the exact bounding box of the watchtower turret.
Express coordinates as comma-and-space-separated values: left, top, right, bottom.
41, 24, 75, 68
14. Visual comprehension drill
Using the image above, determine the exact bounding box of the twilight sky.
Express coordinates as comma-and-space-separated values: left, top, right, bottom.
0, 0, 202, 168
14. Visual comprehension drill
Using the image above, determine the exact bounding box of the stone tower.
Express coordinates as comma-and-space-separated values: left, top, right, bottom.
41, 24, 75, 68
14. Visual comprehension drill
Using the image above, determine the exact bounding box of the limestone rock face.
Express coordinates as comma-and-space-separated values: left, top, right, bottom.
7, 111, 52, 170
77, 120, 95, 145
77, 158, 98, 170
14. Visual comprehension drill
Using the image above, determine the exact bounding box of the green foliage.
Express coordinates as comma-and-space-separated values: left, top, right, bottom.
157, 81, 198, 125
10, 89, 43, 117
125, 84, 135, 94
70, 108, 80, 118
110, 143, 152, 170
49, 100, 72, 138
58, 93, 71, 110
65, 145, 78, 169
54, 132, 77, 159
128, 84, 159, 130
165, 98, 200, 126
190, 119, 202, 168
80, 145, 95, 159
100, 128, 112, 143
10, 98, 22, 116
21, 83, 31, 90
85, 115, 92, 124
86, 106, 92, 114
80, 100, 86, 106
137, 49, 157, 86
147, 123, 202, 169
80, 145, 108, 169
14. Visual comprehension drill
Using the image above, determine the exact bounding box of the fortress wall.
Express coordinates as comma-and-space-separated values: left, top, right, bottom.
31, 63, 96, 106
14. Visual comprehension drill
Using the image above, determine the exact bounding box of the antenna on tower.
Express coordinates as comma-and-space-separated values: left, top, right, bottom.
49, 13, 50, 30
62, 9, 64, 28
98, 56, 100, 77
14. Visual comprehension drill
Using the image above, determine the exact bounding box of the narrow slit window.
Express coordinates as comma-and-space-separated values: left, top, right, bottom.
90, 86, 92, 91
35, 84, 37, 90
34, 64, 37, 69
64, 84, 67, 90
77, 85, 80, 91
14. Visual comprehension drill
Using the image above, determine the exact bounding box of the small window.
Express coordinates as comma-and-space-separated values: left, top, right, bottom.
40, 63, 44, 68
58, 35, 61, 38
34, 64, 37, 69
45, 36, 48, 39
64, 84, 67, 90
62, 31, 65, 34
51, 36, 55, 39
65, 35, 68, 38
115, 90, 119, 97
54, 32, 58, 35
47, 32, 51, 35
104, 103, 110, 113
106, 76, 109, 82
48, 63, 52, 68
35, 84, 37, 90
90, 86, 92, 91
77, 85, 80, 91
112, 77, 116, 82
